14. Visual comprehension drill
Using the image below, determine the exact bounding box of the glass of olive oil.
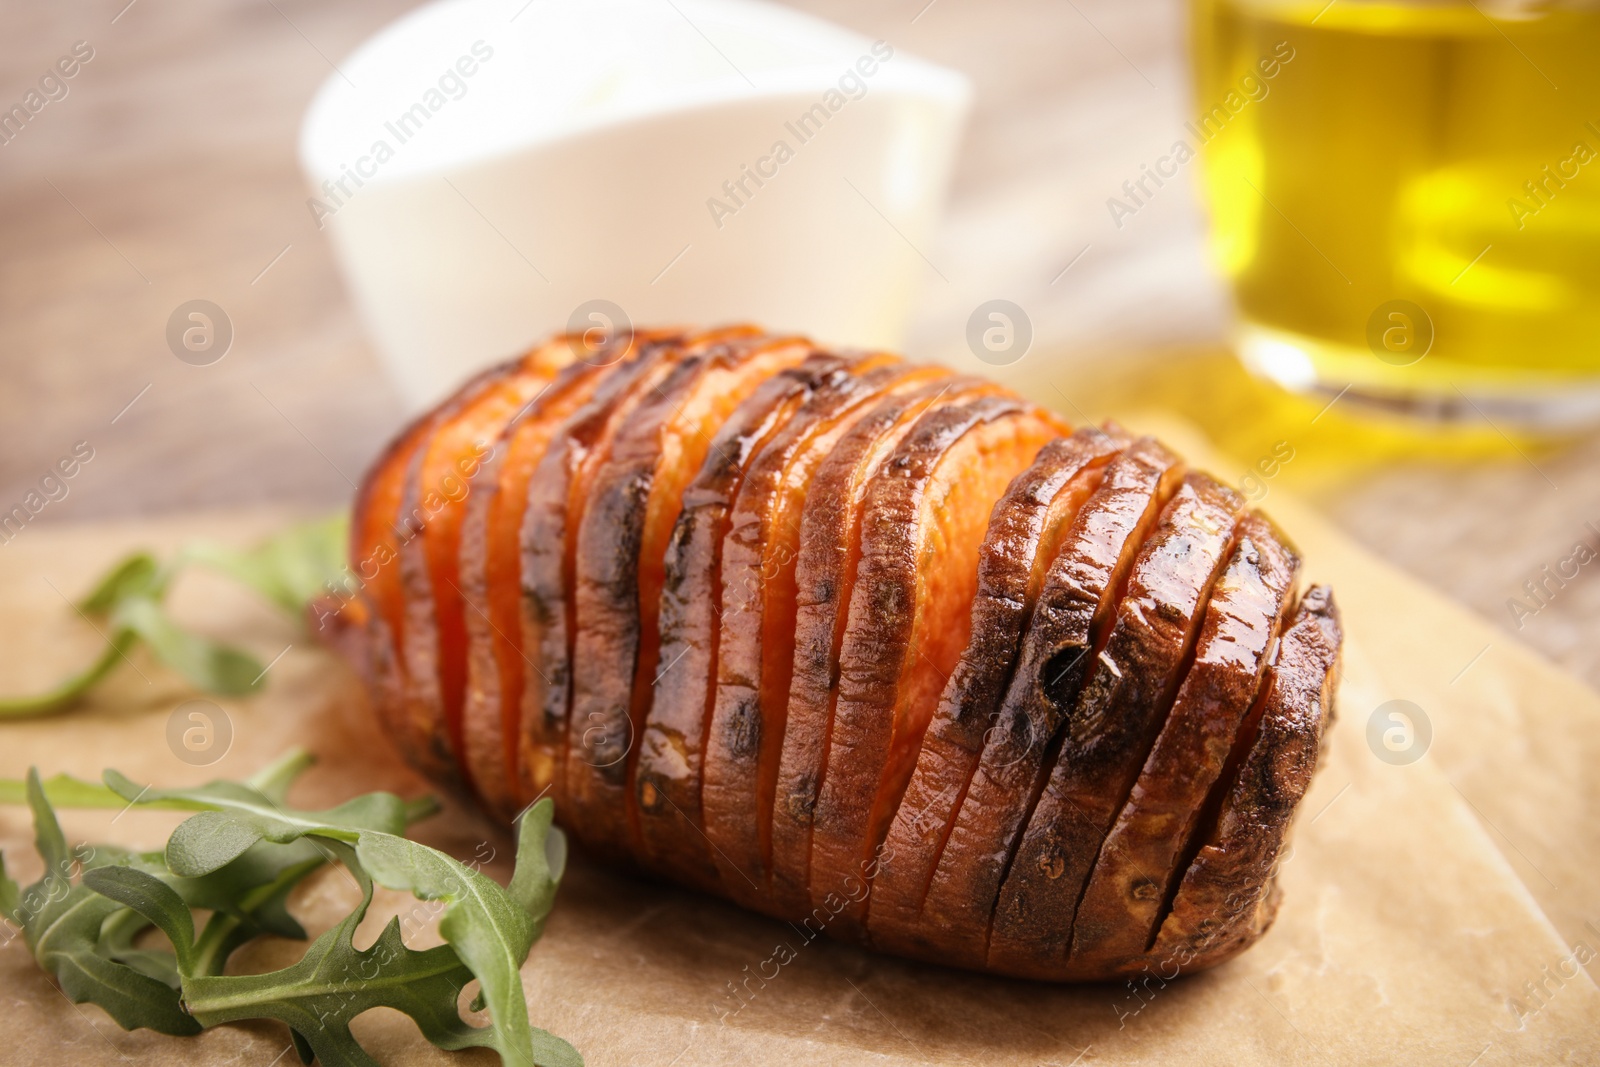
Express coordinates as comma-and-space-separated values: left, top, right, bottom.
1192, 0, 1600, 429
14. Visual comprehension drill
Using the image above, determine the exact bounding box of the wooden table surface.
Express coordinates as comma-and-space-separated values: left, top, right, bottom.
2, 0, 1596, 689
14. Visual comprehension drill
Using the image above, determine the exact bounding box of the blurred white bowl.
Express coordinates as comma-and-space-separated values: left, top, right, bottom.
300, 0, 970, 410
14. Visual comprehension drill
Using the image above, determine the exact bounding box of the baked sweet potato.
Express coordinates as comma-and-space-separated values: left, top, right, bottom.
332, 326, 1342, 983
806, 395, 1067, 938
868, 425, 1128, 952
565, 333, 814, 856
397, 347, 571, 794
988, 472, 1246, 977
1148, 585, 1340, 972
517, 330, 703, 816
347, 362, 509, 782
696, 360, 946, 905
768, 376, 997, 917
915, 436, 1183, 967
1068, 513, 1299, 968
634, 352, 895, 893
458, 352, 617, 819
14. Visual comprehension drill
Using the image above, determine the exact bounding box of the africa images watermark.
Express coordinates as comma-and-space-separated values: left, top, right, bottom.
1499, 919, 1600, 1032
0, 40, 96, 148
705, 40, 897, 229
1506, 119, 1600, 231
1106, 40, 1296, 230
0, 440, 96, 546
306, 40, 496, 229
1505, 521, 1599, 630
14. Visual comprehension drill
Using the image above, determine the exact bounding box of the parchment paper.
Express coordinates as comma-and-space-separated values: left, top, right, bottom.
1, 436, 1596, 1065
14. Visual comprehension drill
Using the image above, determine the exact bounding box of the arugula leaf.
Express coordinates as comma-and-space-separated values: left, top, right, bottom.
181, 840, 327, 975
179, 514, 350, 617
354, 814, 580, 1067
4, 754, 578, 1067
112, 597, 266, 696
102, 770, 410, 867
1, 771, 200, 1035
102, 773, 576, 1067
104, 843, 505, 1067
84, 865, 198, 975
0, 513, 349, 716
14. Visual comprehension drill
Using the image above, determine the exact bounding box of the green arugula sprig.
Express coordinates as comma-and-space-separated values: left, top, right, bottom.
0, 514, 350, 718
0, 750, 580, 1067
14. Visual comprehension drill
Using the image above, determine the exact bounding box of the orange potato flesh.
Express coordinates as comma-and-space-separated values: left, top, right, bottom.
987, 471, 1247, 978
519, 330, 745, 827
564, 333, 807, 855
767, 377, 998, 919
632, 353, 872, 891
459, 355, 616, 819
697, 360, 943, 905
348, 362, 518, 776
806, 399, 1065, 938
867, 427, 1128, 952
398, 347, 570, 792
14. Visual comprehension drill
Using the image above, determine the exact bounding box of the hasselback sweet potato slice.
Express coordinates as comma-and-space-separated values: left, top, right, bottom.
694, 361, 949, 905
1068, 512, 1300, 968
349, 361, 521, 781
632, 351, 859, 890
565, 333, 814, 855
808, 396, 1067, 938
987, 471, 1247, 978
917, 437, 1183, 967
458, 353, 619, 820
518, 330, 712, 818
868, 426, 1130, 952
768, 376, 995, 917
395, 348, 571, 788
1148, 585, 1340, 972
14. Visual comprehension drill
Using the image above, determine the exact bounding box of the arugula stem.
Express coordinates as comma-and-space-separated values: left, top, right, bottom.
0, 631, 138, 718
0, 751, 438, 826
0, 774, 208, 810
247, 748, 317, 795
190, 912, 245, 978
402, 795, 444, 825
183, 950, 469, 1017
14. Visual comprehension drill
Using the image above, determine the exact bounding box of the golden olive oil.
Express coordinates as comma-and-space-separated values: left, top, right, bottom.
1192, 0, 1600, 426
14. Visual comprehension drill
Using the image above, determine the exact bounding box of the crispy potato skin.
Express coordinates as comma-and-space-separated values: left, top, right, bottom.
916, 437, 1184, 967
397, 348, 570, 796
805, 396, 1066, 939
336, 327, 1341, 983
368, 357, 550, 788
1147, 586, 1340, 975
768, 377, 997, 918
988, 472, 1246, 976
348, 361, 510, 781
1068, 513, 1300, 968
868, 427, 1129, 953
631, 352, 855, 891
566, 335, 813, 857
517, 332, 703, 822
697, 360, 944, 906
460, 354, 615, 820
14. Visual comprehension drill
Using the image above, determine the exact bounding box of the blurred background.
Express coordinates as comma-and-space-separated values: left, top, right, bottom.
2, 0, 1597, 686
